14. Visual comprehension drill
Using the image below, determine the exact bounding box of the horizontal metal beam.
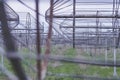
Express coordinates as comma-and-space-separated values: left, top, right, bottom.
11, 29, 43, 30
66, 33, 117, 35
68, 36, 117, 38
0, 29, 44, 31
7, 18, 18, 21
11, 32, 43, 34
60, 26, 120, 29
75, 46, 114, 48
52, 14, 120, 18
0, 18, 18, 21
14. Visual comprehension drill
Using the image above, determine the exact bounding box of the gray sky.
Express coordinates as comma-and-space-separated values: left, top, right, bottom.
6, 0, 50, 31
6, 0, 50, 15
6, 0, 114, 17
5, 0, 115, 33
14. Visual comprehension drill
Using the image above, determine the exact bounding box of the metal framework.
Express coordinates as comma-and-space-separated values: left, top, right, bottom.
1, 0, 120, 80
45, 0, 120, 49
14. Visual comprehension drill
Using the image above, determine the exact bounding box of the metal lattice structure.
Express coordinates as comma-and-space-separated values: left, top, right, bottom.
1, 0, 120, 80
46, 0, 120, 49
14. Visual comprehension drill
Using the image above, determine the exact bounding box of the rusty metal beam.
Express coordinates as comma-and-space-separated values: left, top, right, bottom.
42, 0, 54, 80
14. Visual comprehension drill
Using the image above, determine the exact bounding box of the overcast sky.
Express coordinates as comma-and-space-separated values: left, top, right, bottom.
6, 0, 114, 16
6, 0, 50, 16
5, 0, 115, 32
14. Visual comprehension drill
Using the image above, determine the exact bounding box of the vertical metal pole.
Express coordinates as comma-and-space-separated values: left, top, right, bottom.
35, 0, 41, 80
105, 49, 108, 62
42, 0, 54, 80
44, 0, 54, 63
105, 39, 108, 63
73, 0, 76, 48
95, 11, 99, 55
113, 48, 117, 76
113, 38, 117, 76
1, 55, 4, 70
26, 13, 31, 48
112, 0, 118, 76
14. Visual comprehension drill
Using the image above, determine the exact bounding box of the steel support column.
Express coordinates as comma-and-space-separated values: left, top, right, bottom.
42, 0, 54, 80
73, 0, 76, 48
35, 0, 41, 80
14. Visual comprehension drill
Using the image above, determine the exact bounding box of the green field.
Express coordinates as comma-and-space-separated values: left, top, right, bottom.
0, 46, 120, 80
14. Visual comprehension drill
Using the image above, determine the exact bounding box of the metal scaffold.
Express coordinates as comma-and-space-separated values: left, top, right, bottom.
1, 0, 120, 80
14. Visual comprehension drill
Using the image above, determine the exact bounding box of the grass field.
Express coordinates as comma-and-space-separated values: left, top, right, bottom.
0, 46, 120, 80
